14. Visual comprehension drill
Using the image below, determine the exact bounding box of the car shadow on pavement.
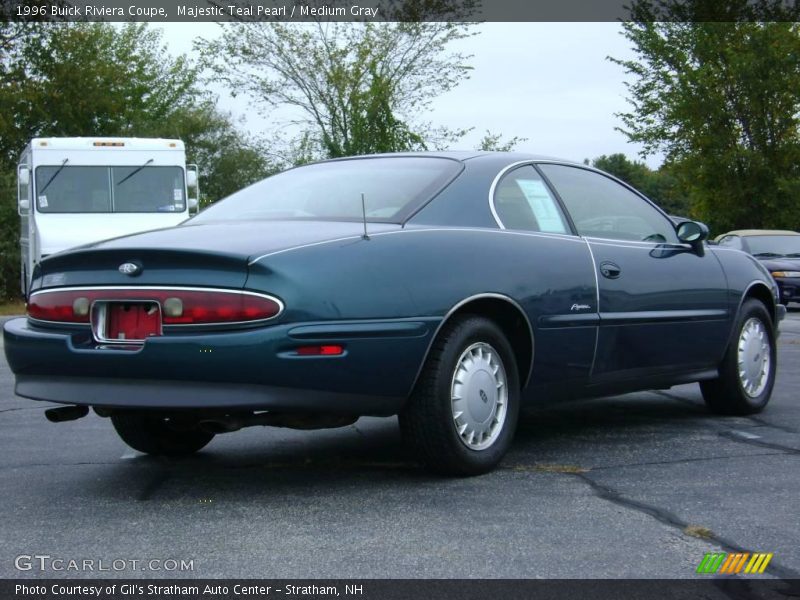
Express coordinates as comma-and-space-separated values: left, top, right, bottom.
65, 386, 738, 500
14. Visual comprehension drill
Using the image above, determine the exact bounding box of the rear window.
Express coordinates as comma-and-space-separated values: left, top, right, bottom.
192, 157, 462, 224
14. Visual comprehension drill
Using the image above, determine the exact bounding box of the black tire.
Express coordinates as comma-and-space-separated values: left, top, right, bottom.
111, 412, 214, 456
700, 299, 776, 415
399, 315, 520, 476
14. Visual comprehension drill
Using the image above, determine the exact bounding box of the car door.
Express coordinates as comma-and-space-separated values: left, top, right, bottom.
491, 164, 598, 390
537, 163, 729, 383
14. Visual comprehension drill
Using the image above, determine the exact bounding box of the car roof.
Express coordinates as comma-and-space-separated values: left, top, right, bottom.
321, 151, 581, 164
720, 229, 800, 238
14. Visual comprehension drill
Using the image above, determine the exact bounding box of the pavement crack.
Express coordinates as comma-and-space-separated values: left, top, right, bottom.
588, 450, 787, 471
718, 431, 800, 455
746, 416, 799, 434
569, 472, 800, 580
0, 406, 43, 414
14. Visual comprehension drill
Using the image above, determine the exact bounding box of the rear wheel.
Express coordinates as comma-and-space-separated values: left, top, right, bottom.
111, 412, 214, 456
700, 299, 776, 415
399, 315, 520, 476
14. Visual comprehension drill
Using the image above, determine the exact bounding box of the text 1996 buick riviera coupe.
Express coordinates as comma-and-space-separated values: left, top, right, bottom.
3, 152, 784, 475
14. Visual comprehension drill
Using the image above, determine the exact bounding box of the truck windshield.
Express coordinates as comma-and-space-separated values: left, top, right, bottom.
34, 165, 185, 213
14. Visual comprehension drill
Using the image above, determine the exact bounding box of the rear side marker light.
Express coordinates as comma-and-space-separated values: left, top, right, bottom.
27, 288, 283, 325
295, 345, 345, 356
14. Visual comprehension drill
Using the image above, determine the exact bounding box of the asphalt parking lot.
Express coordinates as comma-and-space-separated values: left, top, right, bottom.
0, 312, 798, 580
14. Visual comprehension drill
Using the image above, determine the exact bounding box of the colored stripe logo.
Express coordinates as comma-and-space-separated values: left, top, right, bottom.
697, 552, 773, 574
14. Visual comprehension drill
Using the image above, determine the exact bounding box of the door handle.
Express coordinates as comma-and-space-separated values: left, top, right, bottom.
600, 261, 621, 279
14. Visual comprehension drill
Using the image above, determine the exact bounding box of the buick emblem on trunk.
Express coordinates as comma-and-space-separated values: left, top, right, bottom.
119, 262, 142, 276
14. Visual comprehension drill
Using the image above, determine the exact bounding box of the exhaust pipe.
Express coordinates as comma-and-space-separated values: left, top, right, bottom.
45, 405, 89, 423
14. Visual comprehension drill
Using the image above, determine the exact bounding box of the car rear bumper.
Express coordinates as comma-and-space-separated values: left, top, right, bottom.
3, 317, 438, 416
14, 375, 404, 415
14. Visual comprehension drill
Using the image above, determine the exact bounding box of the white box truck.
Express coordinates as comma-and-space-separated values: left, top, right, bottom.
16, 137, 199, 296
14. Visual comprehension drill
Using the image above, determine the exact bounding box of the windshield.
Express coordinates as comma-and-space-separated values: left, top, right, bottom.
192, 157, 462, 224
746, 235, 800, 257
34, 165, 186, 213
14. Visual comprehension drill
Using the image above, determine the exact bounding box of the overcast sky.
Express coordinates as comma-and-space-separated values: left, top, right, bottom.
160, 22, 664, 168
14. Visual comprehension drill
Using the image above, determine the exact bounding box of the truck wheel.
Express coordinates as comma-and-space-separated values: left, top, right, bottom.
111, 412, 214, 456
700, 299, 776, 415
399, 315, 520, 476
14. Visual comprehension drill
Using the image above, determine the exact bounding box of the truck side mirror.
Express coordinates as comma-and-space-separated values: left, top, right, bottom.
186, 164, 199, 215
17, 165, 30, 214
18, 165, 30, 186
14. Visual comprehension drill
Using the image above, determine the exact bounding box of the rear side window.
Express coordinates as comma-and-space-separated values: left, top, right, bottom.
493, 165, 570, 234
539, 164, 678, 244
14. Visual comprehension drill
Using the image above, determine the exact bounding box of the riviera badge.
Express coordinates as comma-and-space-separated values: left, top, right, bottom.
118, 262, 142, 276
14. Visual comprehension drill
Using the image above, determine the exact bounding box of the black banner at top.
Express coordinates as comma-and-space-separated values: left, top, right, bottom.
3, 0, 800, 22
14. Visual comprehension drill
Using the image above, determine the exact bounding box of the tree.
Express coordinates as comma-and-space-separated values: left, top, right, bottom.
1, 23, 200, 162
588, 153, 690, 217
201, 13, 477, 160
475, 130, 527, 152
0, 23, 268, 298
610, 1, 800, 233
155, 103, 277, 205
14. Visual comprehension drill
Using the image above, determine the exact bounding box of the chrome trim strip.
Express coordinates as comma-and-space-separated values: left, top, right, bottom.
585, 236, 689, 249
585, 240, 601, 377
487, 160, 533, 229
408, 292, 536, 394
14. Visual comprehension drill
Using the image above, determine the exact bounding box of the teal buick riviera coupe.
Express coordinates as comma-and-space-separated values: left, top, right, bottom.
3, 153, 784, 475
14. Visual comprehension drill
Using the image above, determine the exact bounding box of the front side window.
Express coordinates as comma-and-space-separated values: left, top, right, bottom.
538, 164, 678, 244
192, 157, 462, 224
35, 165, 185, 213
493, 165, 570, 234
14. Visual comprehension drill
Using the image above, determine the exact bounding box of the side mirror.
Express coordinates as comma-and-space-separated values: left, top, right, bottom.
676, 220, 709, 256
18, 199, 30, 211
18, 165, 30, 186
188, 198, 199, 210
186, 169, 198, 188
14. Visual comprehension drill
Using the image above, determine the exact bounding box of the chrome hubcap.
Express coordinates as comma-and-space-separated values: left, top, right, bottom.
737, 318, 771, 398
451, 342, 508, 450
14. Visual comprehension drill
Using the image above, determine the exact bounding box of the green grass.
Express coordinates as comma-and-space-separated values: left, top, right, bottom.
0, 300, 25, 316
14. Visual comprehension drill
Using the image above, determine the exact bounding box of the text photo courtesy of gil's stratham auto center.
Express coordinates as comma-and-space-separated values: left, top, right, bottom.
1, 0, 800, 598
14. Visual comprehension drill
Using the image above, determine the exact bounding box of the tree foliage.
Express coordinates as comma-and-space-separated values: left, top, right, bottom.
0, 22, 267, 299
476, 130, 527, 152
610, 0, 800, 233
201, 13, 477, 159
588, 153, 690, 217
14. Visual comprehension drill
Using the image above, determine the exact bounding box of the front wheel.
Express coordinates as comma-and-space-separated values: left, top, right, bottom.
700, 299, 777, 415
399, 315, 520, 476
111, 412, 214, 456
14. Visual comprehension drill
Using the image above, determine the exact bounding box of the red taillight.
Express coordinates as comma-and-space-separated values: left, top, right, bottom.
27, 288, 283, 325
295, 345, 345, 356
